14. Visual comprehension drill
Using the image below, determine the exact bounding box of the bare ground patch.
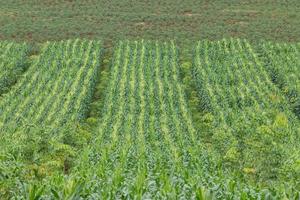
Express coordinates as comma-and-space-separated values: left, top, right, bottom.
134, 22, 152, 29
182, 10, 201, 17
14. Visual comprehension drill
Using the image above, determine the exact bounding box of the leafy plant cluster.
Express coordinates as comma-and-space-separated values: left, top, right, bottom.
0, 41, 30, 95
257, 42, 300, 119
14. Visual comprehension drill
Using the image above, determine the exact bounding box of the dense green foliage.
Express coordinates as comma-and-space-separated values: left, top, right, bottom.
69, 40, 206, 199
190, 38, 300, 197
1, 0, 299, 43
257, 42, 300, 118
0, 39, 299, 199
0, 39, 101, 129
0, 41, 29, 95
0, 1, 299, 198
0, 39, 102, 198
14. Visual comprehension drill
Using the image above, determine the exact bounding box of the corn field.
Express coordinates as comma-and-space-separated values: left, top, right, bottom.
0, 39, 101, 131
0, 39, 299, 199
